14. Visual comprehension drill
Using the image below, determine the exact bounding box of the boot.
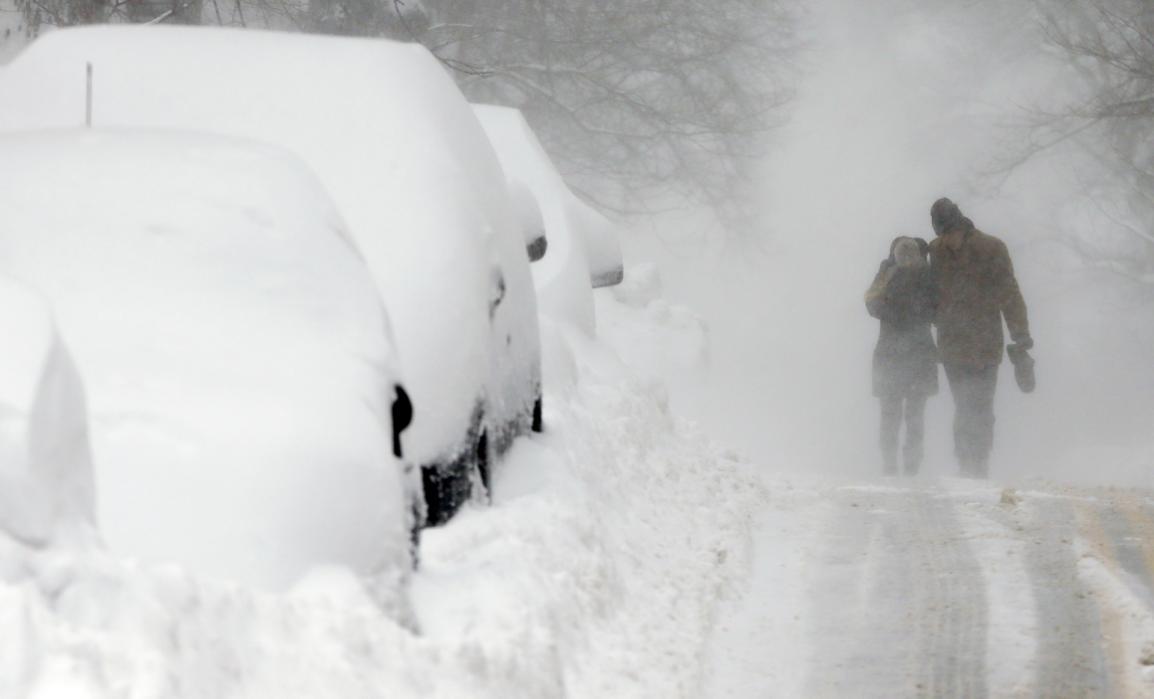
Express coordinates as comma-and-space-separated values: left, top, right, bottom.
959, 457, 989, 479
883, 449, 898, 476
972, 456, 990, 479
903, 453, 921, 477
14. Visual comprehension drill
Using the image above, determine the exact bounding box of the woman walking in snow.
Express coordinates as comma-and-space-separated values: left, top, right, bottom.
865, 237, 939, 475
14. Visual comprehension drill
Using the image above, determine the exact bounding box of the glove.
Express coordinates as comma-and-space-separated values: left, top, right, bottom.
1009, 336, 1033, 351
1006, 342, 1036, 393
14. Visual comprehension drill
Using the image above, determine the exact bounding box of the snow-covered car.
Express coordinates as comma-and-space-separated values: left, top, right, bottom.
0, 26, 542, 526
473, 104, 625, 334
0, 130, 413, 594
0, 274, 95, 549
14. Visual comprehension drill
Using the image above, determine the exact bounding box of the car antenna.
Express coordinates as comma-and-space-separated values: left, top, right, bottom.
85, 62, 93, 128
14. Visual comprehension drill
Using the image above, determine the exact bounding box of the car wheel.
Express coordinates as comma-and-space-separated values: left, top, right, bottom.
475, 430, 491, 500
532, 395, 543, 433
420, 428, 490, 527
408, 497, 422, 568
421, 458, 473, 527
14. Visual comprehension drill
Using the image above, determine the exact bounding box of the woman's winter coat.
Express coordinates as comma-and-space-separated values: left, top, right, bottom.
865, 259, 939, 398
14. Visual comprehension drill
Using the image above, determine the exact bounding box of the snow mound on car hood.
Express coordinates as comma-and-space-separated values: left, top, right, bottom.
0, 130, 405, 592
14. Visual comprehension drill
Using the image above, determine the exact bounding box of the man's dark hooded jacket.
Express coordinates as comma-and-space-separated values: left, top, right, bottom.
927, 207, 1030, 368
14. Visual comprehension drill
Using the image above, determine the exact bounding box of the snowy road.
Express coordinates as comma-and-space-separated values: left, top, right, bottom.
707, 478, 1154, 698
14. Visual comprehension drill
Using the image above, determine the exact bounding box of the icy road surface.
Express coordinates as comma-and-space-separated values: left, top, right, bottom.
708, 478, 1154, 698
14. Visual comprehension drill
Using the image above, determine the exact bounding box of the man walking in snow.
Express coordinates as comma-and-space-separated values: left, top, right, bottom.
928, 198, 1032, 478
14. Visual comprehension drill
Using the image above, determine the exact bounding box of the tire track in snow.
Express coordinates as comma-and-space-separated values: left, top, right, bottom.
909, 491, 987, 699
802, 492, 896, 697
1015, 496, 1109, 698
803, 487, 987, 698
709, 482, 1154, 697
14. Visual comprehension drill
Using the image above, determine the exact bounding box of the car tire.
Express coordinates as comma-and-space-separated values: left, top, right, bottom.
475, 430, 491, 500
420, 428, 489, 527
532, 395, 543, 433
408, 497, 422, 568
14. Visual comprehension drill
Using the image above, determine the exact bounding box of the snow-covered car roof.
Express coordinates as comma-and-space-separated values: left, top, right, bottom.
472, 104, 625, 291
0, 275, 94, 547
0, 25, 506, 466
0, 130, 408, 591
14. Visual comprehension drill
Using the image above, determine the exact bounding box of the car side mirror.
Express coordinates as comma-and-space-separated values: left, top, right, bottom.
391, 384, 412, 459
507, 178, 547, 262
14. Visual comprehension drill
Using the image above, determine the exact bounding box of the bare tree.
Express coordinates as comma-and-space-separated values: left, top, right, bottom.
411, 0, 798, 228
1027, 0, 1154, 289
13, 0, 203, 35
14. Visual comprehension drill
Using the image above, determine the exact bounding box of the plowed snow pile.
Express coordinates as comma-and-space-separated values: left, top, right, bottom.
0, 287, 760, 698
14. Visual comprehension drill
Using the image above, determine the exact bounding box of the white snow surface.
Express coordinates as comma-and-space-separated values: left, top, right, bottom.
0, 130, 407, 592
0, 275, 95, 548
0, 276, 760, 697
0, 25, 540, 466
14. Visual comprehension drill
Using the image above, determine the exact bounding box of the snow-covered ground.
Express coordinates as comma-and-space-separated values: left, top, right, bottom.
706, 474, 1154, 698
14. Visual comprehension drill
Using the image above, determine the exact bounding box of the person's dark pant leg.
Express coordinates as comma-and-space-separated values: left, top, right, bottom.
944, 363, 999, 477
903, 393, 927, 475
879, 394, 902, 474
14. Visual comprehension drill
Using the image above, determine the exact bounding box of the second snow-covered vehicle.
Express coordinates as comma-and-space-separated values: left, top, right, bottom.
0, 130, 414, 596
473, 104, 625, 334
0, 26, 543, 525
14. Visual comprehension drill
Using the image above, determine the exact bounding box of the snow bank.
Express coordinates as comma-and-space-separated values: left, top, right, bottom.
0, 254, 757, 697
0, 276, 94, 547
0, 130, 406, 592
413, 325, 761, 696
0, 544, 429, 698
